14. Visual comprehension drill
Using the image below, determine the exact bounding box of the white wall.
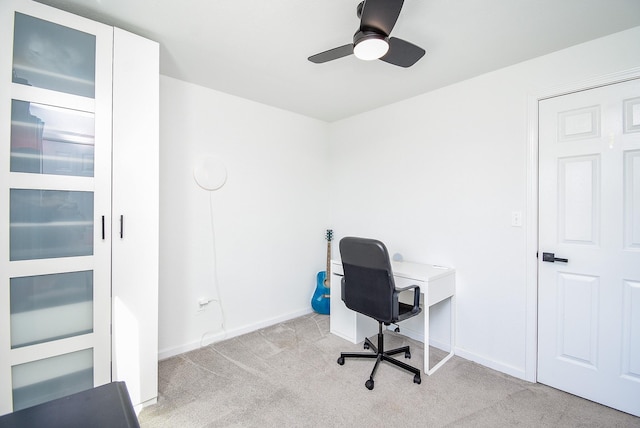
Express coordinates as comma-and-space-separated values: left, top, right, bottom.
327, 26, 640, 379
157, 27, 640, 377
158, 76, 328, 358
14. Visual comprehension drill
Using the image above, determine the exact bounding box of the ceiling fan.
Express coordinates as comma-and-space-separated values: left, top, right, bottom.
308, 0, 425, 68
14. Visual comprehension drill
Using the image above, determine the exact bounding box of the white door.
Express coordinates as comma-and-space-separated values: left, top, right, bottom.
0, 0, 113, 414
538, 78, 640, 416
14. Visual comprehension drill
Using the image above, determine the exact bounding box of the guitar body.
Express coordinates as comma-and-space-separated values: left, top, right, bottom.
311, 229, 333, 315
311, 271, 330, 315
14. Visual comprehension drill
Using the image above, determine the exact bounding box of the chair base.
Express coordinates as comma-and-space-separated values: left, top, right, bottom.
337, 323, 421, 390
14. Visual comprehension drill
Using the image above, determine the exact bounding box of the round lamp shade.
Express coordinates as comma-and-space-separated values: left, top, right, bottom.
193, 156, 227, 191
354, 36, 389, 60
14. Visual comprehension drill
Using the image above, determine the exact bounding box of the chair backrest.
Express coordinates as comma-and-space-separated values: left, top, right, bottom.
339, 237, 396, 323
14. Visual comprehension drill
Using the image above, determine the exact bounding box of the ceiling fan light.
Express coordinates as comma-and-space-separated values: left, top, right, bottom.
354, 36, 389, 61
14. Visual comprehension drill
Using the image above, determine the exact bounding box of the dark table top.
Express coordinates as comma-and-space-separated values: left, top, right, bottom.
0, 381, 139, 428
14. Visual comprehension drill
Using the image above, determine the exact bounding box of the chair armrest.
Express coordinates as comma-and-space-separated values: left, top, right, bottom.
395, 283, 419, 292
395, 284, 421, 310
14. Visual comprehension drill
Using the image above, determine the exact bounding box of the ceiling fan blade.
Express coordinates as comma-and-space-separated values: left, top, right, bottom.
308, 44, 354, 64
359, 0, 404, 35
380, 37, 425, 68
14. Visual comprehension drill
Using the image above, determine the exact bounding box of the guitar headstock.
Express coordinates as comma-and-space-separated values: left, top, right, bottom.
325, 229, 333, 242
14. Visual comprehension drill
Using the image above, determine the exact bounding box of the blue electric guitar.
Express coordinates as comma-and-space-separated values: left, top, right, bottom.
311, 229, 333, 315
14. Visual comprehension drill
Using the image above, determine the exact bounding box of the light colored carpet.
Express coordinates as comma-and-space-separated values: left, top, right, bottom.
139, 313, 639, 427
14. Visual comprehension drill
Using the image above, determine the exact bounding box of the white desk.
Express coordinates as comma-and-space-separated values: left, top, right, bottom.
330, 259, 455, 375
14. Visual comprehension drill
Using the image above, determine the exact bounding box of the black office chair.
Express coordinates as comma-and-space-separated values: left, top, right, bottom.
336, 237, 422, 390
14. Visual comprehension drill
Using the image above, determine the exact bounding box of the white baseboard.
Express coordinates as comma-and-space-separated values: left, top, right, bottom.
429, 337, 452, 352
395, 326, 526, 380
390, 325, 452, 353
454, 346, 527, 381
158, 307, 313, 360
133, 397, 158, 415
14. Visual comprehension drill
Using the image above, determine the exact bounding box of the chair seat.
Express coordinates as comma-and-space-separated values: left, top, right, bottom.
398, 302, 421, 321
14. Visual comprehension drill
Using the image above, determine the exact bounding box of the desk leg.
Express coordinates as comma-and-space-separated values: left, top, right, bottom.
425, 295, 456, 376
423, 288, 429, 374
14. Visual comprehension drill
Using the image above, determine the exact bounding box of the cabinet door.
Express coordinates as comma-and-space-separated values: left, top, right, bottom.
0, 0, 113, 414
111, 27, 159, 408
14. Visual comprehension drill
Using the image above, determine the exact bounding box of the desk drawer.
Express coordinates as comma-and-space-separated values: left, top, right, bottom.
331, 261, 343, 276
427, 274, 455, 306
395, 274, 455, 307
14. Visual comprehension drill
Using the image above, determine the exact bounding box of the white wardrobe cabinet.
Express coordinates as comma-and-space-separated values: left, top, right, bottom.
0, 0, 159, 415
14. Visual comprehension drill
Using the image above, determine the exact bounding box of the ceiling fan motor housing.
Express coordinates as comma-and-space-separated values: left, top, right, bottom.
353, 29, 389, 46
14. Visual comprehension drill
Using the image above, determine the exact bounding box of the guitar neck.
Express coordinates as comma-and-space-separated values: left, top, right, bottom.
326, 240, 331, 275
324, 229, 333, 288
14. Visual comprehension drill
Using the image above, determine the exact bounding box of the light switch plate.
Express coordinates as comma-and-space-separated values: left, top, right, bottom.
511, 211, 523, 227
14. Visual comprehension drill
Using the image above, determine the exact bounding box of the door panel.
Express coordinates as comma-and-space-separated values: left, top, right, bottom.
10, 271, 93, 348
538, 78, 640, 416
10, 189, 94, 261
11, 348, 93, 411
10, 100, 95, 176
624, 150, 640, 249
0, 0, 112, 415
555, 272, 598, 367
622, 280, 640, 380
557, 155, 599, 243
12, 12, 96, 98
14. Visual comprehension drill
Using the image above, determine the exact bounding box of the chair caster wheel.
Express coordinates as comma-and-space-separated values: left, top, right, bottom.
405, 351, 411, 359
414, 374, 421, 384
337, 357, 344, 365
365, 379, 374, 390
394, 327, 400, 333
363, 342, 370, 350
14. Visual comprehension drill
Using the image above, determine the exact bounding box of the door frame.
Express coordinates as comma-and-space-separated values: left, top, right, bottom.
524, 66, 640, 382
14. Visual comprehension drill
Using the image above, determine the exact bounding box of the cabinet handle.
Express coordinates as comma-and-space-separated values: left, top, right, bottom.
120, 215, 124, 239
101, 216, 105, 240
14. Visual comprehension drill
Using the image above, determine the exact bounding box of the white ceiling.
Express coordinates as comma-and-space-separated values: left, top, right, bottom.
35, 0, 640, 122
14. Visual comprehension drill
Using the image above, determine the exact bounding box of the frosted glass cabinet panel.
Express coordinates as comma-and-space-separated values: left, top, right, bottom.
10, 271, 93, 348
12, 12, 96, 98
11, 348, 93, 411
10, 189, 94, 261
10, 100, 95, 176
